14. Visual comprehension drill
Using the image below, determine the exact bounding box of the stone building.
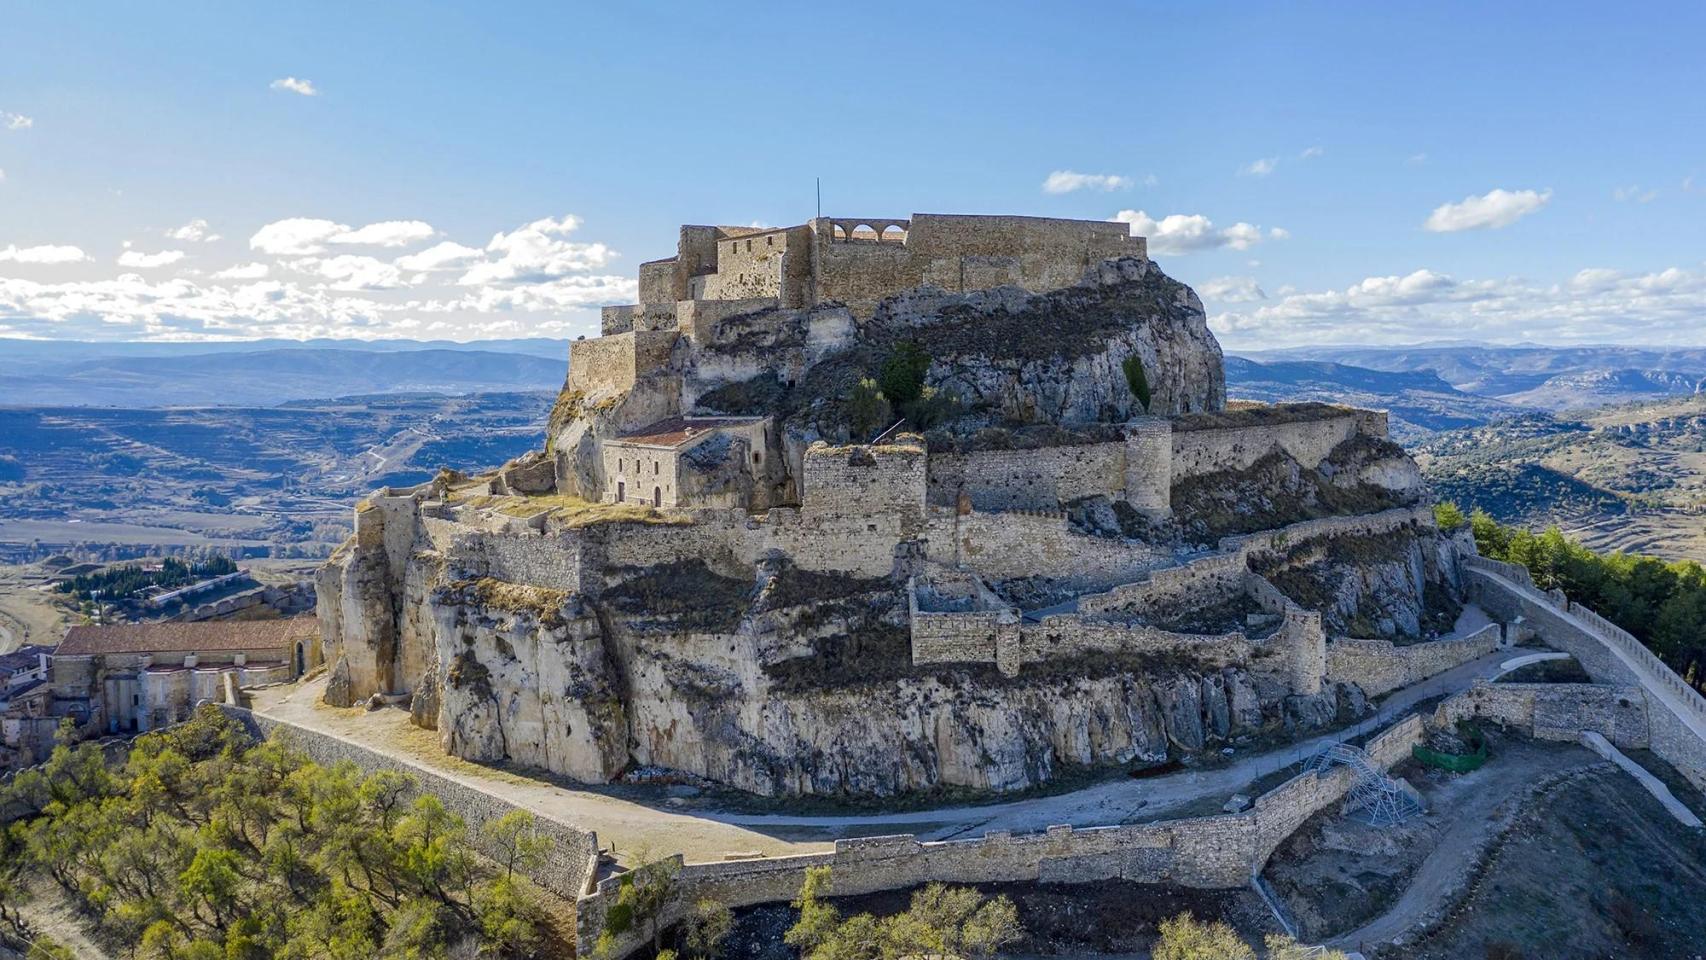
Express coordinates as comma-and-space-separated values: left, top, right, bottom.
0, 645, 53, 768
599, 416, 774, 509
51, 618, 318, 734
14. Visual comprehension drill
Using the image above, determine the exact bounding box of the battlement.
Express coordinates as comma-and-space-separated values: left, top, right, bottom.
600, 212, 1151, 327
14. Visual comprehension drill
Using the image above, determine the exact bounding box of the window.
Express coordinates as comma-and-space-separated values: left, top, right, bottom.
653, 486, 662, 507
766, 236, 773, 246
653, 461, 659, 475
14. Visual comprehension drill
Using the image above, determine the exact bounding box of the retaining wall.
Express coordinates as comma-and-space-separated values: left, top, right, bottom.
576, 714, 1424, 957
1433, 680, 1650, 749
1326, 625, 1504, 697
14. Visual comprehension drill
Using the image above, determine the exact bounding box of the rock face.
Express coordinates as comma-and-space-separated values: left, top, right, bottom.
311, 242, 1436, 799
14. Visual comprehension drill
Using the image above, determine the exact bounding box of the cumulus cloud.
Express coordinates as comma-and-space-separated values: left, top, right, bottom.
1041, 171, 1133, 194
1111, 210, 1286, 255
1423, 188, 1552, 232
458, 215, 613, 285
116, 249, 187, 268
1299, 146, 1324, 160
1239, 157, 1278, 177
2, 112, 31, 131
1210, 264, 1706, 349
212, 262, 270, 280
283, 254, 403, 290
167, 219, 221, 242
395, 241, 484, 272
1198, 276, 1268, 303
0, 211, 642, 341
270, 77, 317, 96
0, 244, 90, 264
250, 218, 436, 255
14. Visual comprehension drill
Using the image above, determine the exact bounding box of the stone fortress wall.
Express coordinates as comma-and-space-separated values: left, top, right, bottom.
1463, 554, 1706, 790
1433, 680, 1652, 748
575, 715, 1424, 957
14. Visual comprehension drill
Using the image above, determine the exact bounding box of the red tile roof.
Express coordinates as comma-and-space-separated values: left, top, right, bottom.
57, 617, 318, 657
612, 417, 763, 449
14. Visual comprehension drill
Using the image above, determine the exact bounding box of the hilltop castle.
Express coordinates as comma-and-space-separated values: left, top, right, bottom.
315, 211, 1457, 800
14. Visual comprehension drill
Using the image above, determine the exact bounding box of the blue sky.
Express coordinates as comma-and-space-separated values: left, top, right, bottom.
2, 1, 1703, 348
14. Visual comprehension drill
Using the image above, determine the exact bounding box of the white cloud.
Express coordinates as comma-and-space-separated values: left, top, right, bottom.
459, 215, 613, 285
2, 112, 31, 131
1423, 188, 1552, 232
1211, 264, 1706, 350
116, 249, 187, 268
1041, 171, 1133, 194
0, 211, 641, 341
1268, 227, 1291, 240
270, 77, 318, 97
336, 220, 436, 247
167, 218, 221, 242
212, 262, 270, 280
1613, 185, 1658, 204
1111, 210, 1286, 255
395, 241, 484, 272
1239, 157, 1278, 178
0, 244, 90, 264
1198, 276, 1268, 303
250, 217, 436, 255
284, 254, 403, 290
1299, 146, 1324, 160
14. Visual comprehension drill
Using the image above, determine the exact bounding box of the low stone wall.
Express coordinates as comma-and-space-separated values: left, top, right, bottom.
1465, 558, 1706, 790
221, 707, 600, 901
577, 714, 1425, 957
923, 509, 1172, 589
1326, 625, 1504, 698
925, 441, 1125, 512
1077, 552, 1248, 618
1433, 681, 1650, 748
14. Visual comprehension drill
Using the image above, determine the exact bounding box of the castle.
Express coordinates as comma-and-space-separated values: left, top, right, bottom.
315, 211, 1459, 800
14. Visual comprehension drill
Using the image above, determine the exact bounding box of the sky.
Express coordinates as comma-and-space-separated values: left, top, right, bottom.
1, 1, 1704, 350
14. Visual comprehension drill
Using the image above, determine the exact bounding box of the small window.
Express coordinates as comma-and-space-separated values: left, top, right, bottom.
745, 239, 752, 252
653, 461, 659, 475
767, 236, 774, 246
753, 451, 762, 464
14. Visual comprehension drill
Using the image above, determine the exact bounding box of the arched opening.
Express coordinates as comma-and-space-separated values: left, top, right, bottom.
832, 224, 849, 241
295, 642, 305, 678
880, 224, 906, 243
853, 224, 877, 241
617, 480, 625, 501
652, 486, 662, 507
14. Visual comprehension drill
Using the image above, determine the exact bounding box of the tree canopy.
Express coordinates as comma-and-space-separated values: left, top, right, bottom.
0, 706, 557, 960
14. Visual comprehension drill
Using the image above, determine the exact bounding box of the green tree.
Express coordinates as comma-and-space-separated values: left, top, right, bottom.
681, 897, 733, 959
878, 341, 931, 409
1433, 500, 1467, 530
847, 378, 893, 439
480, 811, 552, 880
1151, 913, 1253, 960
785, 867, 1020, 960
1124, 355, 1152, 412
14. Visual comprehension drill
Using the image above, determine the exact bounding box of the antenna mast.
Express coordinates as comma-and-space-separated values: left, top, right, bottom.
816, 177, 821, 219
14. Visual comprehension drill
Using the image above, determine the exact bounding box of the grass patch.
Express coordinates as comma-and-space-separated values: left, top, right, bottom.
456, 491, 691, 527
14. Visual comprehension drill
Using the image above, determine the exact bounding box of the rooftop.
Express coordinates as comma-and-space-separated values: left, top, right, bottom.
57, 617, 319, 657
0, 645, 52, 674
611, 416, 765, 450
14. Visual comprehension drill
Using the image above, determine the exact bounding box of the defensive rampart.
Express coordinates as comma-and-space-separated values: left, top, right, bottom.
576, 714, 1424, 957
1171, 408, 1387, 479
1464, 554, 1706, 789
1326, 625, 1505, 697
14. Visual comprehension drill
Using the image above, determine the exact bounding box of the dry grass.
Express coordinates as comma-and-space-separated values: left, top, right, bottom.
453, 491, 691, 528
463, 577, 569, 621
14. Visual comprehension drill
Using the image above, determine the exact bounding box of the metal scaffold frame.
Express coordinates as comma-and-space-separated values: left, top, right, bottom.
1303, 742, 1424, 826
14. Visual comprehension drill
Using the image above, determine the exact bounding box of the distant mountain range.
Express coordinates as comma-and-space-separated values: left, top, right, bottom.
0, 339, 573, 407
1238, 344, 1706, 411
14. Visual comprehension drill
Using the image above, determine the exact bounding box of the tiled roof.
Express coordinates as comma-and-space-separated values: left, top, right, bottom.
0, 645, 51, 674
56, 617, 318, 657
612, 417, 763, 449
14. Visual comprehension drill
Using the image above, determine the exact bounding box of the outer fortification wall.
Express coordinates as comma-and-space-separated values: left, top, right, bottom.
577, 715, 1424, 957
567, 331, 678, 395
922, 509, 1172, 589
924, 419, 1173, 516
1464, 554, 1706, 790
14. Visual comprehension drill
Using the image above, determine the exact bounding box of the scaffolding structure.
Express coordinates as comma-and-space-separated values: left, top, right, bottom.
1303, 742, 1424, 826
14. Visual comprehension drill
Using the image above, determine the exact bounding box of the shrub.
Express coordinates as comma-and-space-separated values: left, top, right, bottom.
847, 378, 893, 439
1123, 354, 1152, 412
878, 340, 931, 409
